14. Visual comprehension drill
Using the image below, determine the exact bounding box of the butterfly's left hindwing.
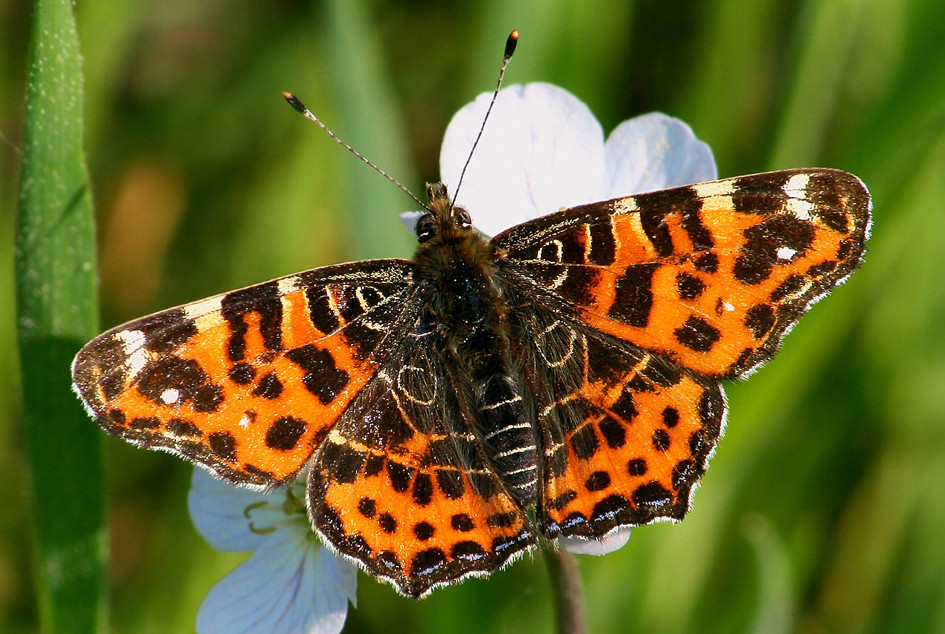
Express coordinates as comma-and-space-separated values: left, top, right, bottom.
72, 260, 414, 488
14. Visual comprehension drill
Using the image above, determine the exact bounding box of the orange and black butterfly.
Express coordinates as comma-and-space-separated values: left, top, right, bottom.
73, 157, 870, 597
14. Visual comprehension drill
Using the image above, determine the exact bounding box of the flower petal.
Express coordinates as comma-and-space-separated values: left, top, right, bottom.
604, 112, 717, 197
189, 468, 283, 553
440, 83, 606, 236
196, 529, 357, 634
559, 527, 632, 556
398, 210, 423, 234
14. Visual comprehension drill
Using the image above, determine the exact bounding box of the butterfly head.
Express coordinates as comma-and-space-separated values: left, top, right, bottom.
415, 183, 475, 246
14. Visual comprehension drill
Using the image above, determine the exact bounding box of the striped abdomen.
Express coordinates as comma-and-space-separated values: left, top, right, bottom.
452, 322, 538, 505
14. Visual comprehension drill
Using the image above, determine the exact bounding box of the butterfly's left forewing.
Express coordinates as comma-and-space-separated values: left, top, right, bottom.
72, 260, 415, 488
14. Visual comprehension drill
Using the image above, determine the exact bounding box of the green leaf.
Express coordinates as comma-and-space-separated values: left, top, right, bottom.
16, 0, 106, 632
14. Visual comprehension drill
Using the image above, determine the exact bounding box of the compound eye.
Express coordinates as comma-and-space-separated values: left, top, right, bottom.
455, 209, 472, 229
415, 215, 437, 243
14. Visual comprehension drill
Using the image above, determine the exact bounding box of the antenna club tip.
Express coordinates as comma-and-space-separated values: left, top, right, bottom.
283, 92, 306, 113
505, 30, 519, 58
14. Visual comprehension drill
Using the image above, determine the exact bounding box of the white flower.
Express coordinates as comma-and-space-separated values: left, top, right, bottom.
439, 82, 716, 236
189, 469, 357, 634
435, 82, 718, 555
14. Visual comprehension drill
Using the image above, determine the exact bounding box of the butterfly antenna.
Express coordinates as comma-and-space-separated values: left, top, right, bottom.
282, 92, 430, 211
449, 29, 518, 211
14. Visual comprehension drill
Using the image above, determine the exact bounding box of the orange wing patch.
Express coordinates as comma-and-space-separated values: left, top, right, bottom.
72, 261, 414, 487
497, 169, 870, 378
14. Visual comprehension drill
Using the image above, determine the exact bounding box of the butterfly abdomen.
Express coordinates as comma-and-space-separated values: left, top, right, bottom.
454, 322, 538, 505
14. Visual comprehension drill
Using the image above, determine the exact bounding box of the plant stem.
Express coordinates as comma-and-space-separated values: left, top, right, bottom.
546, 548, 586, 634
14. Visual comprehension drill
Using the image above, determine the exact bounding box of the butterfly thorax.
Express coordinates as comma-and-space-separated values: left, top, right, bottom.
412, 184, 539, 505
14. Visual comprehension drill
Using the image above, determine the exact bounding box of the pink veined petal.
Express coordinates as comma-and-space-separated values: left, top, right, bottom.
196, 528, 357, 634
440, 83, 606, 236
604, 112, 717, 197
559, 527, 633, 556
189, 468, 282, 553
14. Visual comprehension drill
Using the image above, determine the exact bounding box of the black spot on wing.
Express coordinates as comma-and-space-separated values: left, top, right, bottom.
676, 272, 706, 300
734, 216, 815, 285
136, 356, 223, 412
305, 286, 340, 334
228, 363, 256, 385
167, 418, 201, 437
770, 275, 806, 302
674, 316, 721, 352
286, 344, 350, 405
208, 432, 237, 462
221, 281, 283, 361
320, 441, 363, 484
252, 372, 283, 399
138, 309, 198, 353
451, 513, 474, 532
731, 171, 790, 214
265, 416, 307, 451
744, 304, 776, 339
808, 172, 849, 232
694, 252, 719, 273
587, 221, 617, 265
637, 187, 702, 256
609, 263, 658, 327
627, 458, 648, 476
558, 231, 586, 264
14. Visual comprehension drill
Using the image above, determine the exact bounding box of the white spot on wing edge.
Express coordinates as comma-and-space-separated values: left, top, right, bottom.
786, 198, 815, 221
783, 173, 811, 197
161, 388, 181, 405
783, 173, 815, 220
115, 329, 147, 352
183, 295, 225, 334
612, 197, 638, 214
691, 180, 734, 198
113, 329, 150, 377
277, 276, 301, 295
182, 296, 223, 320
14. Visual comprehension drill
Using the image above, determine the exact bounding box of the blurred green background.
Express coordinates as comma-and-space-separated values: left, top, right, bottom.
4, 0, 945, 632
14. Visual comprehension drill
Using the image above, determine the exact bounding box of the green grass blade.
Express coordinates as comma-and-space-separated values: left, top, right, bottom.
322, 0, 417, 260
767, 0, 880, 168
16, 0, 105, 631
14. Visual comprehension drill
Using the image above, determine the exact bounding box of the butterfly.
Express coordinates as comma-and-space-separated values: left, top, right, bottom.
72, 162, 870, 598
